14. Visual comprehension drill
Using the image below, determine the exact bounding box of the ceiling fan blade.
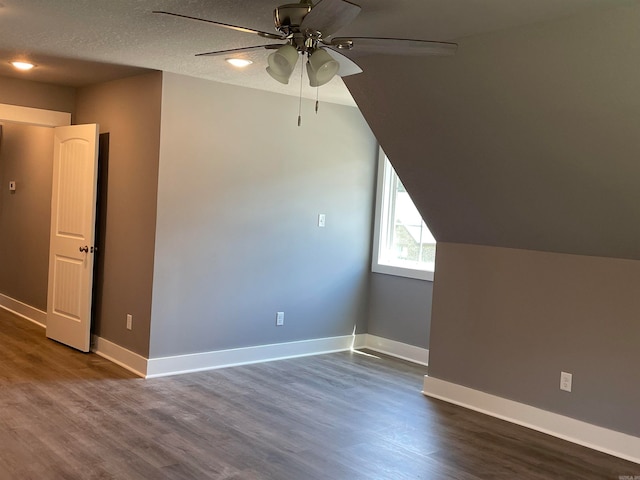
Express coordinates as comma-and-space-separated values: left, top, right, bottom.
153, 11, 285, 40
330, 37, 458, 56
322, 47, 362, 77
299, 0, 361, 38
196, 44, 283, 57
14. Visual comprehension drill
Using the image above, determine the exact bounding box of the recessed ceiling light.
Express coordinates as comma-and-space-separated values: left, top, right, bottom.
225, 58, 253, 68
11, 61, 35, 71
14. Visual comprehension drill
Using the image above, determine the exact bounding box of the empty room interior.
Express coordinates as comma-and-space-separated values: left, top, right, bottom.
0, 0, 639, 478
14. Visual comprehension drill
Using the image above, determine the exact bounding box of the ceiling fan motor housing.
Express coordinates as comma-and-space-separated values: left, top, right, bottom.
274, 2, 312, 35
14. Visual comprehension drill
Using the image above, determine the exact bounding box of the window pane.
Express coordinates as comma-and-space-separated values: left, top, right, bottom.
376, 156, 436, 274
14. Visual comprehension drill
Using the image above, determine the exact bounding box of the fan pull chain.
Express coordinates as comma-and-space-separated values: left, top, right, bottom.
315, 87, 319, 114
298, 54, 304, 127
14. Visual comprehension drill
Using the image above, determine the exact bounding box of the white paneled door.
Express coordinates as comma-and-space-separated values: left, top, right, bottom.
46, 124, 99, 352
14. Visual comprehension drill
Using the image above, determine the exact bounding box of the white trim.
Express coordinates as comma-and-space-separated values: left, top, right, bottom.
352, 333, 368, 350
422, 376, 640, 465
145, 334, 426, 378
364, 334, 429, 366
0, 294, 46, 327
0, 307, 428, 380
146, 334, 361, 378
372, 263, 434, 281
91, 335, 147, 378
0, 103, 71, 127
371, 147, 435, 282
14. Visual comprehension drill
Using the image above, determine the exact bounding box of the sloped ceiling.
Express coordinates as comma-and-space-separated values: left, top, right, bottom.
346, 1, 640, 259
2, 0, 638, 259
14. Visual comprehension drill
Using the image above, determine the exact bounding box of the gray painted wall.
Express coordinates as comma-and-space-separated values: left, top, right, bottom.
368, 273, 432, 349
0, 73, 433, 361
429, 243, 640, 437
0, 76, 75, 312
75, 72, 162, 357
0, 123, 53, 310
341, 1, 640, 440
0, 75, 76, 114
150, 73, 377, 358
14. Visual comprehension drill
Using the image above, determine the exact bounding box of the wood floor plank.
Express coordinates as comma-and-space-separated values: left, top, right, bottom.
0, 308, 637, 479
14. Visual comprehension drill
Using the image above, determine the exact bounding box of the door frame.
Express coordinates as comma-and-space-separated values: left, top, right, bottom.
0, 103, 71, 127
0, 104, 71, 325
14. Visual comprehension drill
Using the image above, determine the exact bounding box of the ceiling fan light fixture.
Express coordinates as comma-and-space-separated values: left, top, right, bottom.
307, 49, 339, 87
306, 62, 319, 88
225, 58, 253, 67
266, 66, 292, 84
267, 44, 298, 77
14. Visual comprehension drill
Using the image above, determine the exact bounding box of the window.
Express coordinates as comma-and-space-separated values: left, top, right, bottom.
372, 149, 436, 281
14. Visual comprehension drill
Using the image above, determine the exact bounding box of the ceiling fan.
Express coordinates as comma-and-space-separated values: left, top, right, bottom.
154, 0, 457, 88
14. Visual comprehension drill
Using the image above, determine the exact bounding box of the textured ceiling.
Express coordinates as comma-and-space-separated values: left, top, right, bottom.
0, 0, 625, 105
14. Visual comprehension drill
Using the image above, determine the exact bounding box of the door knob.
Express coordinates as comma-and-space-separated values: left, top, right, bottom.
79, 246, 89, 253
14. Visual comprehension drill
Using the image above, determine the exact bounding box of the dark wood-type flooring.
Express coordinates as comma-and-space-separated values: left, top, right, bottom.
0, 308, 637, 479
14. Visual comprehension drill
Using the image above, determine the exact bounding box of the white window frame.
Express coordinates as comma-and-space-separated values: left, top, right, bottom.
371, 148, 435, 281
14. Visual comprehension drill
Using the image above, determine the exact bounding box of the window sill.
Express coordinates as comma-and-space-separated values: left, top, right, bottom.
372, 263, 434, 282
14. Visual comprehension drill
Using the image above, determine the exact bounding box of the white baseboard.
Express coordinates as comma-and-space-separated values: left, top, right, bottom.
93, 332, 428, 379
422, 376, 640, 465
0, 304, 428, 381
352, 333, 368, 349
0, 293, 46, 328
363, 334, 429, 366
146, 334, 364, 378
91, 335, 147, 378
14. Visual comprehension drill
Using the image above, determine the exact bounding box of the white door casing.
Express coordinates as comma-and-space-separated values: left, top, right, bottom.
46, 124, 99, 352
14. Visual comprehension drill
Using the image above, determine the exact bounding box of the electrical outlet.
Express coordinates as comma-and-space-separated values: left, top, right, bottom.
276, 311, 284, 326
126, 314, 133, 330
560, 371, 572, 392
